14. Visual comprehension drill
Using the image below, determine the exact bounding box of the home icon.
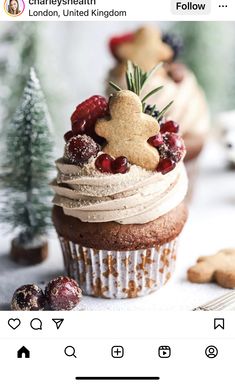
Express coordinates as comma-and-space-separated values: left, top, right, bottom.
17, 346, 30, 359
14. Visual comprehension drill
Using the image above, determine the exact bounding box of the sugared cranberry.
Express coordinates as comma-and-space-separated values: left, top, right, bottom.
158, 142, 171, 160
64, 130, 74, 142
65, 134, 99, 165
11, 284, 46, 311
45, 276, 82, 311
160, 120, 179, 134
148, 134, 164, 148
95, 154, 113, 173
156, 158, 176, 175
112, 156, 129, 174
163, 132, 185, 162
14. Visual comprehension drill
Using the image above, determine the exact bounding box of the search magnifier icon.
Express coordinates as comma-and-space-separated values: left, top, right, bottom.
64, 346, 77, 358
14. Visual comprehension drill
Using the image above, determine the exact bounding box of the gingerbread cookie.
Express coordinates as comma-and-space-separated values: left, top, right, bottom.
115, 26, 174, 72
95, 90, 160, 171
188, 249, 235, 289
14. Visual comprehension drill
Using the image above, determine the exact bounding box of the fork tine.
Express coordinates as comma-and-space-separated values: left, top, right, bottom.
193, 291, 235, 311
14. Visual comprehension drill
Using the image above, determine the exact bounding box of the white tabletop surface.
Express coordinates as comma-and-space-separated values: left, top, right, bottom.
0, 140, 235, 311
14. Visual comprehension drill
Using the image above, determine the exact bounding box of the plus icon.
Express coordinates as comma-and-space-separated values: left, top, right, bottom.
111, 346, 124, 358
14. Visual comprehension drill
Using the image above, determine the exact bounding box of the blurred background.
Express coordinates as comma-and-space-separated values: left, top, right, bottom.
1, 21, 235, 146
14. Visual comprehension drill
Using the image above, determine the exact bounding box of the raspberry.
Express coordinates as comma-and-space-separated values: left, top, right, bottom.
157, 158, 176, 175
95, 154, 113, 173
71, 119, 86, 136
148, 134, 164, 148
65, 135, 99, 165
45, 276, 82, 311
112, 156, 129, 174
71, 96, 108, 144
11, 284, 46, 311
109, 33, 134, 60
160, 120, 179, 134
64, 130, 74, 142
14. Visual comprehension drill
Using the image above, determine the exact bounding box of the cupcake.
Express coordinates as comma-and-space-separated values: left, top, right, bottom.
107, 26, 210, 197
52, 62, 188, 299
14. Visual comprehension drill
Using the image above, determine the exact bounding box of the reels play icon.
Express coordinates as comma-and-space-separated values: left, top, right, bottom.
158, 346, 171, 358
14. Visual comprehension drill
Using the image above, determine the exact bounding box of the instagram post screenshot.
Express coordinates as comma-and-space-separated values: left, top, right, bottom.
0, 0, 235, 382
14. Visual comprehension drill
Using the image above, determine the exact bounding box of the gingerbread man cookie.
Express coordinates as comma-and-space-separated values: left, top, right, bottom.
188, 249, 235, 289
116, 26, 174, 72
95, 90, 160, 171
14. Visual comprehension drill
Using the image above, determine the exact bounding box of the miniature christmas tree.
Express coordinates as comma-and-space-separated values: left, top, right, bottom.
0, 23, 38, 128
1, 68, 53, 265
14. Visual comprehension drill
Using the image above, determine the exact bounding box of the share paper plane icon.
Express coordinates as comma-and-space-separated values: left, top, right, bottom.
52, 319, 64, 330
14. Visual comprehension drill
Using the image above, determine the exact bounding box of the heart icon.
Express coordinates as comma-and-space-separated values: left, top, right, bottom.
8, 318, 21, 330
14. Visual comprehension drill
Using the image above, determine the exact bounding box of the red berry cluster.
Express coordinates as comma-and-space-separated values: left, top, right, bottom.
11, 277, 82, 311
63, 95, 131, 174
148, 120, 185, 175
63, 95, 110, 166
64, 95, 109, 146
95, 154, 129, 174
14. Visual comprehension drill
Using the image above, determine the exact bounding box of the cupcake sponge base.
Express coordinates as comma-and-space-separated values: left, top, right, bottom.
52, 203, 187, 251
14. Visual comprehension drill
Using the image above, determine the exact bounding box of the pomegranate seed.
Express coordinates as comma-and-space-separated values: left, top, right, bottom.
156, 158, 176, 175
64, 130, 74, 143
112, 156, 129, 174
160, 120, 179, 134
65, 135, 99, 165
148, 134, 164, 148
95, 154, 113, 173
72, 118, 86, 135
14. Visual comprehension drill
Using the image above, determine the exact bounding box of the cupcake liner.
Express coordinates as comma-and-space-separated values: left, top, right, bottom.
59, 236, 178, 299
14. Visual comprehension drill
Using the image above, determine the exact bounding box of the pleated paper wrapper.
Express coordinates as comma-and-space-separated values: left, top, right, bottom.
59, 236, 178, 299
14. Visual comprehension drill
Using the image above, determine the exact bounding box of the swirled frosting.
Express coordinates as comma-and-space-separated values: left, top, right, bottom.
52, 155, 188, 224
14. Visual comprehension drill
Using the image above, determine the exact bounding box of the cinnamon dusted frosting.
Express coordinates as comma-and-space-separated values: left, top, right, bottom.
52, 155, 188, 225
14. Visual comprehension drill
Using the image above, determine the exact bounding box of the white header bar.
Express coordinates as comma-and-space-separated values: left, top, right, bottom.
0, 0, 234, 22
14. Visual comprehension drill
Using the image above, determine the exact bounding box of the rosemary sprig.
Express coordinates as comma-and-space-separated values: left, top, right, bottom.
157, 101, 174, 121
141, 62, 163, 92
109, 81, 122, 92
141, 86, 163, 103
108, 61, 173, 120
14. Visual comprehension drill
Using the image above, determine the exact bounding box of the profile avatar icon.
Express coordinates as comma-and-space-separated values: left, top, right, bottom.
4, 0, 25, 16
